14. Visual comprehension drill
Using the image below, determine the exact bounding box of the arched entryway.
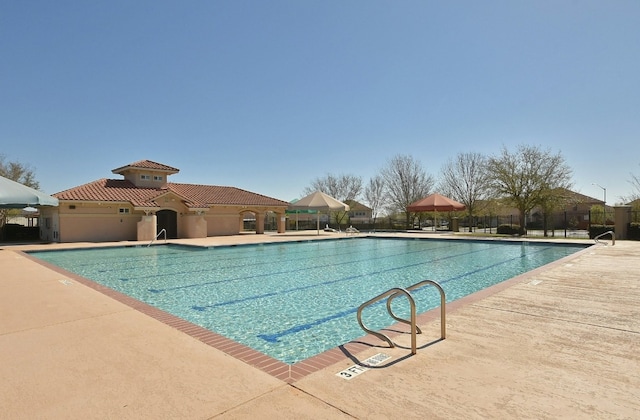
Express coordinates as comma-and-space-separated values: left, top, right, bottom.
157, 209, 178, 239
238, 210, 285, 234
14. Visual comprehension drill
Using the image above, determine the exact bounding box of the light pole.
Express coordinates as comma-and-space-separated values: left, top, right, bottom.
592, 183, 606, 205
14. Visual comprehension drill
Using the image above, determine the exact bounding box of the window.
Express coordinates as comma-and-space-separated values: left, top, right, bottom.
153, 175, 163, 181
140, 174, 151, 180
119, 208, 130, 214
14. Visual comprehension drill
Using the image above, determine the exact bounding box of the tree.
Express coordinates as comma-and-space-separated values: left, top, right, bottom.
486, 145, 573, 234
0, 154, 39, 189
590, 204, 606, 225
538, 188, 576, 236
439, 152, 491, 231
627, 165, 640, 202
364, 175, 386, 230
303, 173, 363, 201
304, 173, 363, 227
381, 154, 435, 229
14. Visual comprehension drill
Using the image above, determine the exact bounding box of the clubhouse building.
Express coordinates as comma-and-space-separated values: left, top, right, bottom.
40, 160, 289, 242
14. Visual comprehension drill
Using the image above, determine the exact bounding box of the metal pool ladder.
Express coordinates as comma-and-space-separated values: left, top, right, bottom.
594, 230, 615, 246
147, 229, 167, 247
357, 280, 446, 355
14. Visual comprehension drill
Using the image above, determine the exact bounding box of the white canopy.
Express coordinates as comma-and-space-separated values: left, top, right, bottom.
288, 191, 349, 235
0, 176, 59, 208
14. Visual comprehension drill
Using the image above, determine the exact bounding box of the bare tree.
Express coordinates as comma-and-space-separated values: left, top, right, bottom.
439, 152, 490, 229
486, 145, 573, 234
364, 175, 386, 230
381, 155, 435, 229
304, 173, 362, 201
0, 154, 39, 188
626, 165, 640, 202
304, 173, 363, 228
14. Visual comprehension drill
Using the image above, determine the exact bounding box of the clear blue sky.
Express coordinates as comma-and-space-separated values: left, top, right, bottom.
2, 1, 639, 204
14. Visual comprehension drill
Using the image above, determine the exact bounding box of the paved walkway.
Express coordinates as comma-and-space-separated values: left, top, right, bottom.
1, 232, 638, 419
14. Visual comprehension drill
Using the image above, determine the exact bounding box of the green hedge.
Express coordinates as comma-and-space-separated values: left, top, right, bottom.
2, 224, 39, 241
497, 224, 523, 235
589, 225, 615, 239
628, 223, 640, 240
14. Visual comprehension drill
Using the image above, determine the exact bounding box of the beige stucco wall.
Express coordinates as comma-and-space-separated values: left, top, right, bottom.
182, 214, 207, 238
59, 214, 138, 242
122, 169, 168, 189
38, 208, 58, 242
137, 215, 157, 242
614, 206, 632, 239
56, 202, 138, 242
156, 198, 183, 212
205, 210, 242, 236
50, 200, 288, 242
55, 201, 218, 242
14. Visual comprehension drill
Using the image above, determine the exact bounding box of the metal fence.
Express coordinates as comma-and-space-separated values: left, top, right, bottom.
456, 213, 586, 238
345, 209, 624, 239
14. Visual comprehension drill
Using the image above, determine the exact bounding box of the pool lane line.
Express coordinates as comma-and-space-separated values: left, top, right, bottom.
38, 237, 418, 278
190, 243, 509, 310
30, 238, 384, 270
137, 239, 427, 278
256, 245, 557, 343
150, 240, 480, 294
146, 240, 468, 291
258, 307, 358, 343
36, 239, 467, 294
63, 237, 455, 278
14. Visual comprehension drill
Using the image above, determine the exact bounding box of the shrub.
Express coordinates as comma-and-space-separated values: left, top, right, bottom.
589, 225, 614, 239
628, 222, 640, 240
497, 224, 522, 235
526, 221, 542, 230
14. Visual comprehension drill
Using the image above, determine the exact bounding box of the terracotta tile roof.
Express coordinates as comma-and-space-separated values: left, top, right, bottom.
54, 179, 289, 209
54, 179, 164, 207
111, 160, 180, 175
168, 183, 289, 207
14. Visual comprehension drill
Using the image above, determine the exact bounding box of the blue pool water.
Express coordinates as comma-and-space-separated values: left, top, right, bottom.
29, 237, 588, 364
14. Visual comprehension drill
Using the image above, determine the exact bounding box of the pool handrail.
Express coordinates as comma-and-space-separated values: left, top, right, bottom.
357, 287, 417, 354
386, 279, 446, 340
147, 229, 167, 247
594, 230, 615, 246
357, 279, 446, 356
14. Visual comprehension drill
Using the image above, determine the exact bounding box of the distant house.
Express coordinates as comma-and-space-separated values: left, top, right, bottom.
473, 188, 607, 229
626, 198, 640, 208
39, 160, 289, 242
552, 188, 606, 212
528, 188, 607, 229
345, 200, 373, 224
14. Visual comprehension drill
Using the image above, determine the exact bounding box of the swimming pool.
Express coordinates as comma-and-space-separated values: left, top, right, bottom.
29, 237, 588, 364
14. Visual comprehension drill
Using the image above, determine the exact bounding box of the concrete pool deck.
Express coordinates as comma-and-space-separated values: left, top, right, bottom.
1, 232, 638, 419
